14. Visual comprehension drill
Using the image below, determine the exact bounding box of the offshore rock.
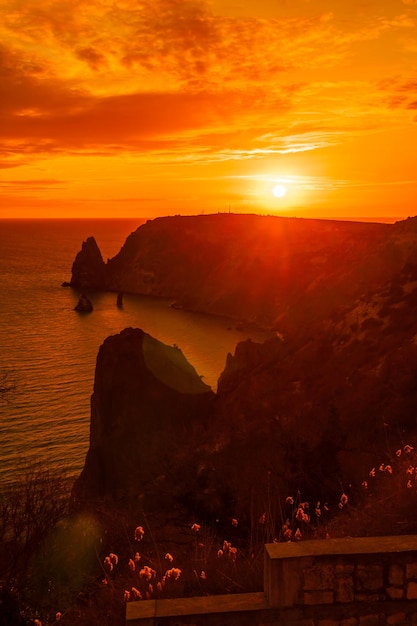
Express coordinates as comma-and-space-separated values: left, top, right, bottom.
73, 328, 214, 505
74, 293, 93, 312
70, 236, 106, 289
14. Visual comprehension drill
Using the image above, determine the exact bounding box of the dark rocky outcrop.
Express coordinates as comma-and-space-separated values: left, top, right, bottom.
70, 236, 106, 289
74, 293, 93, 312
73, 328, 214, 505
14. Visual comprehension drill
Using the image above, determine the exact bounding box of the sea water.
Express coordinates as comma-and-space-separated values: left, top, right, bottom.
0, 219, 271, 485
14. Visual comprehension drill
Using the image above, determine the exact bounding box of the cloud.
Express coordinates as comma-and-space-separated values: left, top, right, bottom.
1, 0, 416, 170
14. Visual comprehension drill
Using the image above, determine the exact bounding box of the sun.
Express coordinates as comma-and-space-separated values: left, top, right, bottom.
272, 183, 287, 198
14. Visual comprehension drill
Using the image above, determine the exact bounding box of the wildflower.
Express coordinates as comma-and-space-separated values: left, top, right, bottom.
404, 445, 414, 453
102, 578, 108, 585
229, 546, 237, 561
166, 567, 181, 580
407, 479, 413, 489
406, 466, 415, 475
294, 528, 302, 541
104, 556, 113, 571
131, 587, 142, 600
165, 553, 174, 562
385, 465, 393, 474
109, 552, 118, 565
156, 581, 163, 592
123, 590, 130, 602
295, 507, 304, 522
200, 570, 207, 580
396, 449, 402, 457
217, 549, 223, 557
55, 613, 62, 621
315, 504, 321, 517
139, 566, 156, 580
128, 558, 135, 572
300, 502, 309, 510
361, 481, 368, 490
34, 621, 42, 626
369, 467, 376, 477
285, 496, 294, 505
340, 493, 348, 506
191, 523, 201, 532
134, 552, 141, 562
223, 540, 231, 552
338, 502, 344, 510
296, 507, 310, 523
259, 512, 266, 524
232, 518, 238, 527
134, 526, 145, 541
283, 528, 292, 542
148, 584, 153, 594
379, 463, 385, 472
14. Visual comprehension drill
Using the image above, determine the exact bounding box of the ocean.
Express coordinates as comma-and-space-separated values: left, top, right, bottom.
0, 219, 272, 486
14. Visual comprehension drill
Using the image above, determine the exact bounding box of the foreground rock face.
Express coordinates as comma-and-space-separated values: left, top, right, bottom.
73, 328, 214, 503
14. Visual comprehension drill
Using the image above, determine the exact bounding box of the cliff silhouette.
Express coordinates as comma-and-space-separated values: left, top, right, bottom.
71, 214, 417, 533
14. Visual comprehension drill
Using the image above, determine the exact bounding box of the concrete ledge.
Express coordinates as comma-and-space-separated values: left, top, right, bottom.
265, 535, 417, 560
126, 592, 268, 623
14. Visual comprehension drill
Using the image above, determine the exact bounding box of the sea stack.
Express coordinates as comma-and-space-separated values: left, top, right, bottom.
74, 293, 93, 312
70, 236, 106, 289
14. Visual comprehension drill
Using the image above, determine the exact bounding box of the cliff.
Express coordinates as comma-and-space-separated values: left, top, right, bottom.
72, 214, 417, 526
70, 213, 410, 331
73, 328, 214, 505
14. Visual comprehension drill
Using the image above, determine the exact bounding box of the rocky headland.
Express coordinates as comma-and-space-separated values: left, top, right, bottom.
70, 213, 412, 333
72, 214, 417, 534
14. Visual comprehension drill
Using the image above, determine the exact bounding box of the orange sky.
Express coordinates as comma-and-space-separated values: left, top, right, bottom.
1, 0, 417, 220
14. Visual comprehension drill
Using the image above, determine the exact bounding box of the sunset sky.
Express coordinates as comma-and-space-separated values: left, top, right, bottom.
1, 0, 417, 220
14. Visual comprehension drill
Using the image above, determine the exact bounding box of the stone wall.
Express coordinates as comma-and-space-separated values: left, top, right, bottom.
126, 535, 417, 625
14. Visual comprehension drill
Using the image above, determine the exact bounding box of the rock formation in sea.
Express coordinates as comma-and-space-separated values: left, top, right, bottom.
74, 292, 94, 312
73, 328, 214, 506
71, 236, 106, 289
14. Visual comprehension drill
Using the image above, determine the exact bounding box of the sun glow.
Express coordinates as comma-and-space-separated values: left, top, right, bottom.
272, 184, 287, 198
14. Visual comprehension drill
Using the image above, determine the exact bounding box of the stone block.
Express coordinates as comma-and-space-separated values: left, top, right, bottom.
303, 590, 334, 605
356, 564, 383, 592
386, 586, 404, 600
336, 563, 355, 575
335, 575, 355, 603
303, 563, 335, 590
358, 615, 381, 626
407, 581, 417, 599
387, 613, 407, 625
355, 593, 382, 603
407, 562, 417, 580
389, 563, 405, 586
